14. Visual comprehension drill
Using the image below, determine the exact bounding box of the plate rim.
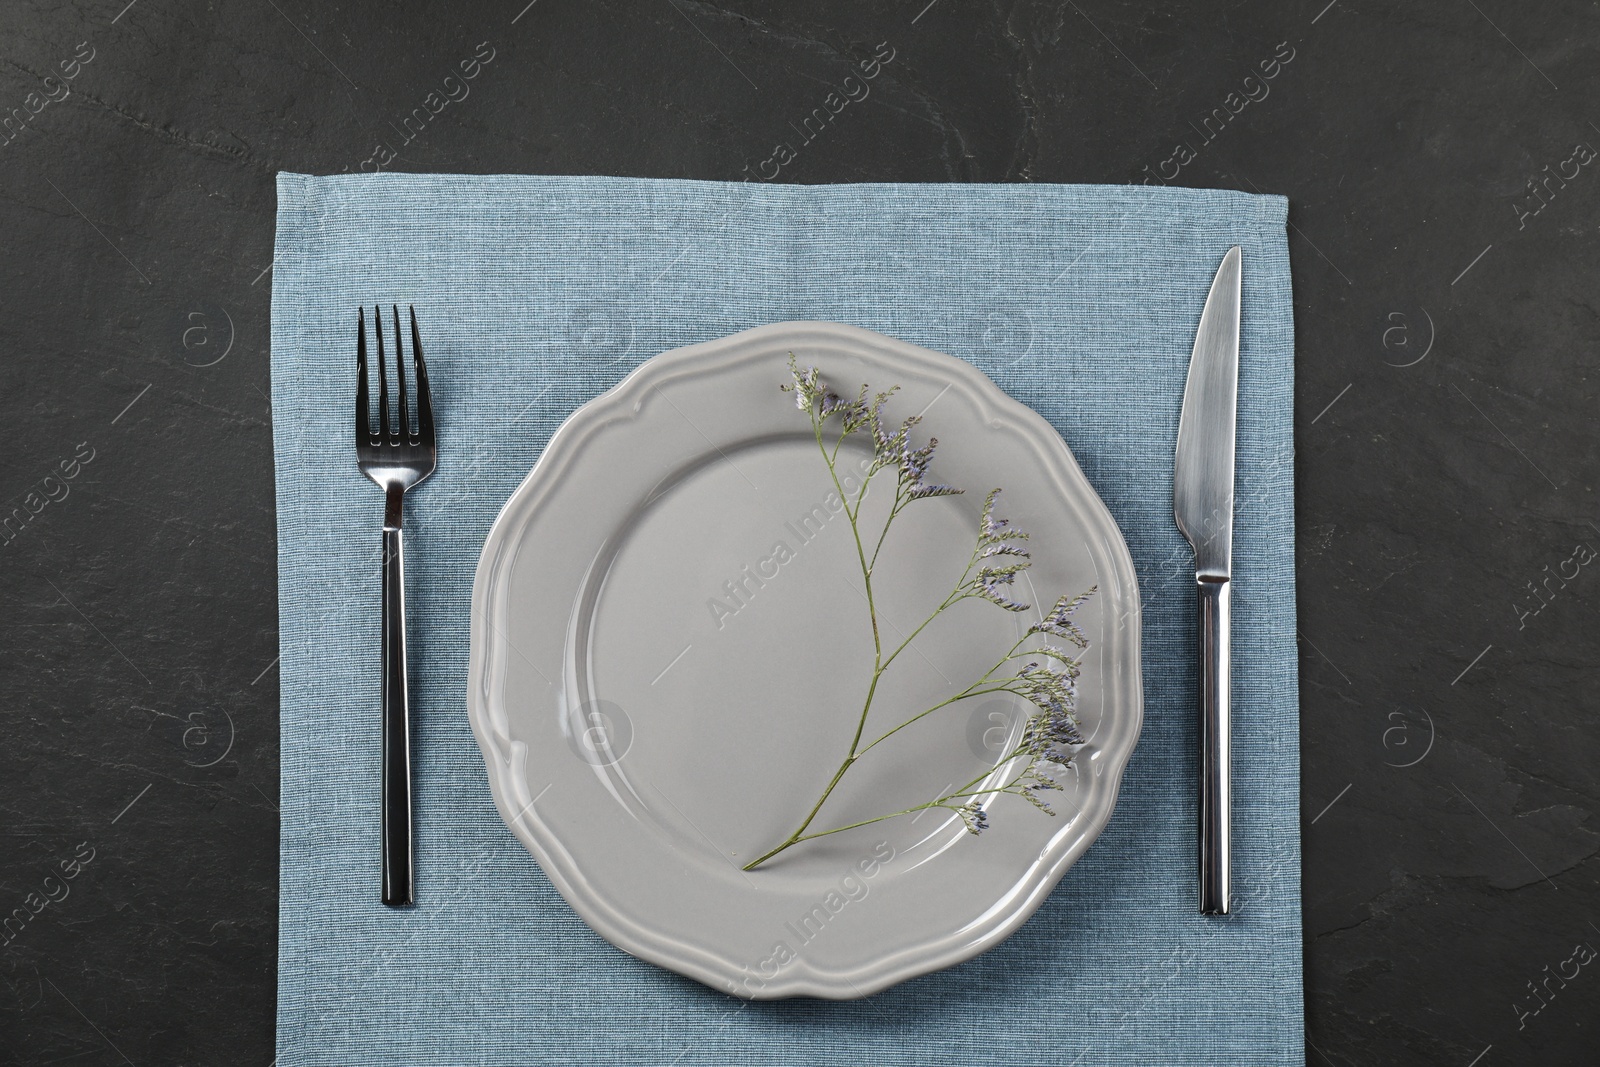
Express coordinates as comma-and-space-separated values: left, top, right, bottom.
465, 321, 1145, 998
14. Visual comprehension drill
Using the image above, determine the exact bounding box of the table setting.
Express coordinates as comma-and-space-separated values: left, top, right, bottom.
12, 2, 1600, 1062
269, 173, 1300, 1064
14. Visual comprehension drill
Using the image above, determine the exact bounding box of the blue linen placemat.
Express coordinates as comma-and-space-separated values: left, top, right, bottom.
270, 173, 1301, 1066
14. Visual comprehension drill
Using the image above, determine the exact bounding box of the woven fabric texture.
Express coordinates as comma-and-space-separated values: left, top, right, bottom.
271, 173, 1302, 1066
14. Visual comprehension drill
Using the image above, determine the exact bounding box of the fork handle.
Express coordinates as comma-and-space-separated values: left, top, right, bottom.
381, 522, 414, 907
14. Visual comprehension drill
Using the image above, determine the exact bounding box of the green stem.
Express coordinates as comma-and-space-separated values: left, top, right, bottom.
877, 540, 985, 673
741, 737, 1044, 870
856, 684, 1019, 757
742, 710, 1043, 870
866, 491, 905, 573
774, 407, 885, 847
742, 801, 966, 869
868, 627, 1034, 753
822, 419, 881, 663
746, 388, 1052, 871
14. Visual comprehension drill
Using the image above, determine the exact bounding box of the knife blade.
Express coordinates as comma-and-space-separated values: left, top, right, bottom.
1174, 245, 1241, 916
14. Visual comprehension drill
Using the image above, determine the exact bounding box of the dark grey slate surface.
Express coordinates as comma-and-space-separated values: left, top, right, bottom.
0, 1, 1595, 1064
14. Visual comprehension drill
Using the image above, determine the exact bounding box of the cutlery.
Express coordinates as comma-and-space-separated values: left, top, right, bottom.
356, 305, 436, 907
1174, 247, 1242, 916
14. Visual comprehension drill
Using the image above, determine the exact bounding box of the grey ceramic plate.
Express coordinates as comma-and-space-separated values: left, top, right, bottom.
466, 322, 1143, 999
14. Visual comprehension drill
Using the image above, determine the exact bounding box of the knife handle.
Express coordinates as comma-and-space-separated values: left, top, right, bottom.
1198, 575, 1231, 915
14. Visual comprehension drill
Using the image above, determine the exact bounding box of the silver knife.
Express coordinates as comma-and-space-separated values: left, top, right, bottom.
1174, 245, 1242, 916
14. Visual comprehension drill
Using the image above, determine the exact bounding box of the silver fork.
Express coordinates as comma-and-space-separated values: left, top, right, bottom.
356, 305, 436, 907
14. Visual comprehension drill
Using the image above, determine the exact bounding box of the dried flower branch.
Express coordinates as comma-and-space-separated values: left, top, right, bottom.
743, 357, 1096, 870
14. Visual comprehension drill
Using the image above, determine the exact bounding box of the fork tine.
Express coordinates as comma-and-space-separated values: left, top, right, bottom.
409, 306, 433, 442
356, 307, 370, 442
392, 305, 411, 442
375, 304, 392, 442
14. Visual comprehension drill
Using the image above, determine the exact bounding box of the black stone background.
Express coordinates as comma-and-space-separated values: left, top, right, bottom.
1, 1, 1596, 1064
